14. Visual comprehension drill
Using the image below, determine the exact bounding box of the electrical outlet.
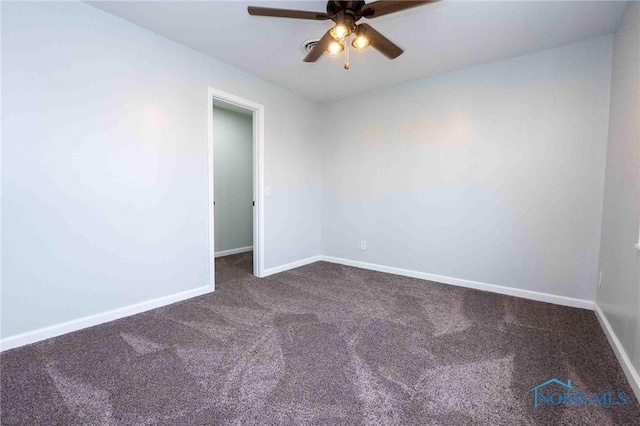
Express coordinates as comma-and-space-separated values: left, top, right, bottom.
360, 241, 366, 250
598, 272, 603, 288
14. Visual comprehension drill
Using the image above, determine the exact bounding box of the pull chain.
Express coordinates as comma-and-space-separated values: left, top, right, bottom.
344, 34, 350, 70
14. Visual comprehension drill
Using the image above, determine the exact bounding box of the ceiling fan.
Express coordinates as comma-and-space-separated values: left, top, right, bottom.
247, 1, 437, 68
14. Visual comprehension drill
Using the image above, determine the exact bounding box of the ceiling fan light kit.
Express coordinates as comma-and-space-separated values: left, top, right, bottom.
327, 40, 345, 55
352, 25, 371, 50
248, 1, 436, 69
330, 11, 356, 40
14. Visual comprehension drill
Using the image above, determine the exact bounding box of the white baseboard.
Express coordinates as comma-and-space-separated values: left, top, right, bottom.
594, 304, 640, 403
0, 255, 597, 353
215, 246, 253, 258
319, 256, 595, 310
0, 285, 212, 352
262, 255, 322, 277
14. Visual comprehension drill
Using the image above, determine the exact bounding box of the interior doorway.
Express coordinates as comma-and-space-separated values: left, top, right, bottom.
208, 87, 264, 287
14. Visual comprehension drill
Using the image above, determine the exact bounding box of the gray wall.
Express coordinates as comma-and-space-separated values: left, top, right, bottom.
597, 2, 640, 373
1, 2, 322, 339
213, 106, 253, 253
321, 36, 613, 301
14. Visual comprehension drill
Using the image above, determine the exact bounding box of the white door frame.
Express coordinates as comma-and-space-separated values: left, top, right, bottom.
208, 87, 265, 289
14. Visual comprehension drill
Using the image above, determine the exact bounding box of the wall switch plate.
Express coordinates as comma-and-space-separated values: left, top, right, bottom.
598, 271, 603, 288
360, 241, 366, 250
265, 186, 271, 197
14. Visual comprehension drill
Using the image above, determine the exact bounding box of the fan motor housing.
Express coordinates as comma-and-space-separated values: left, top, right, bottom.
327, 1, 365, 18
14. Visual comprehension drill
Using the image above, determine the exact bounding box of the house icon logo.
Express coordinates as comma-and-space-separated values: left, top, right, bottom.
528, 378, 628, 407
529, 378, 574, 408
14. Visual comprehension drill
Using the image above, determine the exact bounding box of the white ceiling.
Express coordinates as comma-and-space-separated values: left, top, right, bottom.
87, 1, 627, 103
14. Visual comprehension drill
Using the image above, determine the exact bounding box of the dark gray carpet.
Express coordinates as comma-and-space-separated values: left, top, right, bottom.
2, 252, 639, 425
